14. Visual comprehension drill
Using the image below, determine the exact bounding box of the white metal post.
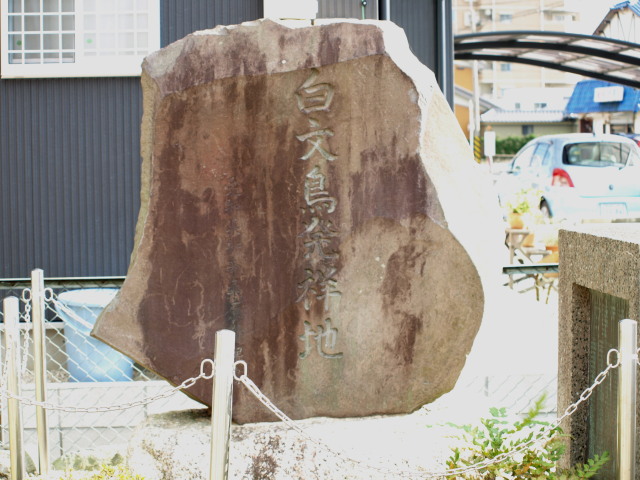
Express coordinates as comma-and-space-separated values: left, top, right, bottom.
209, 329, 235, 480
618, 319, 637, 480
31, 269, 49, 475
4, 297, 25, 480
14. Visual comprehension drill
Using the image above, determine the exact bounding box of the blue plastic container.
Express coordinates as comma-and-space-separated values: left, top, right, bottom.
55, 288, 133, 382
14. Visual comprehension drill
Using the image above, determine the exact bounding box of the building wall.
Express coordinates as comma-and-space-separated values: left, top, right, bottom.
0, 0, 263, 278
0, 0, 453, 278
455, 104, 472, 139
486, 122, 577, 139
318, 0, 379, 18
454, 64, 472, 138
0, 79, 144, 278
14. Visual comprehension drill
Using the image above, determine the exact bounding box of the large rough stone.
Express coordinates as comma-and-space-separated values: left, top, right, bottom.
94, 18, 502, 423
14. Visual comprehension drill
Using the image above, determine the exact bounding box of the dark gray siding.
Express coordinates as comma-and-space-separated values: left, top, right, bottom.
390, 0, 454, 105
0, 78, 142, 277
161, 0, 263, 46
318, 0, 379, 19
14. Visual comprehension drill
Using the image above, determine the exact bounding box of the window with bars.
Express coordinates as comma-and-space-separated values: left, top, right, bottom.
1, 0, 160, 78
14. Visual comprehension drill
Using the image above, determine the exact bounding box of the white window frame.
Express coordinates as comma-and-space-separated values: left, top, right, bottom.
1, 0, 160, 79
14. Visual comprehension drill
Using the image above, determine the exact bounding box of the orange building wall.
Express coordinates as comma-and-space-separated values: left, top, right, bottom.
455, 65, 473, 139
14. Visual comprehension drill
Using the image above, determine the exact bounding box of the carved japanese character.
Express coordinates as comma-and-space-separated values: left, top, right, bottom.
296, 266, 341, 312
296, 118, 338, 162
304, 166, 337, 213
300, 216, 339, 261
299, 319, 343, 359
296, 69, 335, 113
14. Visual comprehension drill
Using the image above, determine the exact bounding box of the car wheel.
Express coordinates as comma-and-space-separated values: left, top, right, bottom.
540, 201, 552, 219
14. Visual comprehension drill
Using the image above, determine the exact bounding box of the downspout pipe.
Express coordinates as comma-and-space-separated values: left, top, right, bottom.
379, 0, 391, 20
437, 0, 454, 108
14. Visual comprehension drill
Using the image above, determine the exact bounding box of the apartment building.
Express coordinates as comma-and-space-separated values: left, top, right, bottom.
453, 0, 584, 100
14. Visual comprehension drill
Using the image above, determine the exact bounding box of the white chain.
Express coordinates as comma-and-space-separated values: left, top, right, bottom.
19, 289, 33, 379
0, 359, 215, 413
235, 349, 622, 479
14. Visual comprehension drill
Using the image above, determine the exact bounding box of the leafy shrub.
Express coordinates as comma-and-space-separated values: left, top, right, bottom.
504, 188, 542, 215
445, 395, 609, 479
496, 135, 536, 155
84, 465, 144, 480
52, 452, 124, 472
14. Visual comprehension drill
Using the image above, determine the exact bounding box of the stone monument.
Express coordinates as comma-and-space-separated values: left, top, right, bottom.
94, 18, 502, 423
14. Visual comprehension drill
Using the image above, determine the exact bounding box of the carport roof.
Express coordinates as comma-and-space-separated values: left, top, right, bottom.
454, 31, 640, 89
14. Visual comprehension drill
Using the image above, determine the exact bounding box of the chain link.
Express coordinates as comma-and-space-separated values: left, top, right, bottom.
20, 288, 31, 303
0, 359, 215, 413
18, 290, 32, 380
43, 287, 54, 302
50, 297, 95, 331
235, 349, 623, 479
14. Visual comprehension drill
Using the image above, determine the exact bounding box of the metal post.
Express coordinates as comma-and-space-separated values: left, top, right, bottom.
30, 269, 49, 475
618, 319, 637, 480
4, 297, 25, 480
209, 329, 235, 480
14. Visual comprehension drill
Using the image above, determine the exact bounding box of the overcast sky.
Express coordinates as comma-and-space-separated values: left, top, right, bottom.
571, 0, 616, 33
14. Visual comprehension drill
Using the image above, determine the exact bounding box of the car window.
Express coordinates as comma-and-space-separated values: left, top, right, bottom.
627, 146, 640, 166
563, 142, 630, 167
530, 143, 550, 169
511, 144, 536, 171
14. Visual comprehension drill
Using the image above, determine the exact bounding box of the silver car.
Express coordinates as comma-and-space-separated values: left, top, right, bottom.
497, 133, 640, 220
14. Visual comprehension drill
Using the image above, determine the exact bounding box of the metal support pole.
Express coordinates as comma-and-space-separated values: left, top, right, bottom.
618, 319, 637, 480
379, 0, 390, 20
31, 269, 49, 475
209, 329, 235, 480
4, 297, 25, 480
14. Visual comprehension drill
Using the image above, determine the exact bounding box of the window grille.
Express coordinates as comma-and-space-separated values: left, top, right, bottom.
1, 0, 160, 78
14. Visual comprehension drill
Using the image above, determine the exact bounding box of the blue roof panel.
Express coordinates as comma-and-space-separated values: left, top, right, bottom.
611, 1, 640, 16
565, 79, 640, 114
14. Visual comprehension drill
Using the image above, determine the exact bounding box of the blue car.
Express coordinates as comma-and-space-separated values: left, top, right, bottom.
497, 133, 640, 221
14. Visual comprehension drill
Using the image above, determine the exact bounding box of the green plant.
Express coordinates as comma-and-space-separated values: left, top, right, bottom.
445, 394, 609, 479
505, 188, 540, 215
52, 452, 124, 472
496, 135, 536, 155
86, 465, 145, 480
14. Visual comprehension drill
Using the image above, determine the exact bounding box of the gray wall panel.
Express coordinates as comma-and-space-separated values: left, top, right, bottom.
318, 0, 379, 19
390, 0, 454, 105
0, 78, 143, 277
162, 0, 263, 45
